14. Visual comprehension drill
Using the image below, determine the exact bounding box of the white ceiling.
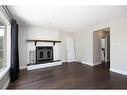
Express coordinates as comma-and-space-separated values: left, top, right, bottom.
8, 6, 127, 32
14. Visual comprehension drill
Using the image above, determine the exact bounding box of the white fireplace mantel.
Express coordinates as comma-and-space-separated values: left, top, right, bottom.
26, 39, 62, 70
26, 39, 61, 46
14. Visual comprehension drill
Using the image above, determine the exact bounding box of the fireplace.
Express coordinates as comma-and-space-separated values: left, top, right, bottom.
36, 46, 53, 63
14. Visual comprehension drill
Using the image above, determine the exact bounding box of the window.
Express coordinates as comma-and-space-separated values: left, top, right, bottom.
0, 17, 7, 70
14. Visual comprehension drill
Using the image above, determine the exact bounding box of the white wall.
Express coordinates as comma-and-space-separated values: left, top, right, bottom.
110, 18, 127, 74
18, 25, 28, 69
19, 26, 74, 69
93, 31, 101, 65
59, 31, 75, 62
19, 26, 60, 68
18, 26, 75, 69
74, 17, 127, 75
74, 29, 93, 65
27, 27, 60, 64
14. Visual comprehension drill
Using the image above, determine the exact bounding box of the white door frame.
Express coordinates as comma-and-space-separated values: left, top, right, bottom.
66, 37, 75, 63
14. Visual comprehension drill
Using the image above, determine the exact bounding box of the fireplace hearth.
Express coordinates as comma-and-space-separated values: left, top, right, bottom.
36, 46, 53, 63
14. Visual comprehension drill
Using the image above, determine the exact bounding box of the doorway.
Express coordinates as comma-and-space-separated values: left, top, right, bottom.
66, 37, 75, 62
93, 28, 110, 69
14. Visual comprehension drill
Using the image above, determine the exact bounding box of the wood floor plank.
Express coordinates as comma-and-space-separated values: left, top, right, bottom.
8, 62, 127, 89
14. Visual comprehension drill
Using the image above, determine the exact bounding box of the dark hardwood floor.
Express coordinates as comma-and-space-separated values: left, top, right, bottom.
8, 62, 127, 89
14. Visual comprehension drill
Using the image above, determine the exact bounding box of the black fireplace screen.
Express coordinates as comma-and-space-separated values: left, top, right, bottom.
36, 46, 53, 63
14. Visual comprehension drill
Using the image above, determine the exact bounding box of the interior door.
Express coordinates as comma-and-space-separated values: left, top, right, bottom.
66, 37, 75, 62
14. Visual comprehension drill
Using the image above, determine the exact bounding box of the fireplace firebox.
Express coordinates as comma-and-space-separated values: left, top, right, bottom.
36, 46, 53, 63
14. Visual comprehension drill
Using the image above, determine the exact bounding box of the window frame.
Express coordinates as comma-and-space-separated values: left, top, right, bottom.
0, 10, 11, 80
0, 18, 7, 69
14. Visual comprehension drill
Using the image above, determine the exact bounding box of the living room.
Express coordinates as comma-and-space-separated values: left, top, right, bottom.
1, 1, 127, 94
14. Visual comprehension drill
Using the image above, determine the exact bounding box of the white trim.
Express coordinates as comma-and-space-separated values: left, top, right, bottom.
110, 68, 127, 76
81, 61, 94, 66
93, 62, 101, 66
20, 65, 27, 70
0, 8, 10, 25
61, 60, 78, 63
62, 60, 67, 63
27, 61, 62, 70
0, 67, 9, 80
81, 61, 101, 66
2, 78, 10, 89
0, 8, 11, 81
75, 60, 80, 62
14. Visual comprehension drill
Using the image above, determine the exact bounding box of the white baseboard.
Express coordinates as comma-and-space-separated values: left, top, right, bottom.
2, 78, 10, 89
27, 61, 62, 70
20, 65, 27, 70
93, 62, 101, 66
63, 60, 78, 63
62, 60, 67, 63
81, 61, 101, 66
81, 61, 93, 66
110, 68, 127, 76
75, 60, 80, 62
